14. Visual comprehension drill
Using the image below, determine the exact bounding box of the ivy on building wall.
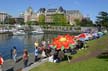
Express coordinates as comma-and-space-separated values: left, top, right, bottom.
52, 13, 68, 26
39, 14, 45, 25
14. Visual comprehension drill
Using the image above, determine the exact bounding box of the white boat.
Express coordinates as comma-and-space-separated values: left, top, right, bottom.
31, 30, 44, 34
13, 30, 26, 36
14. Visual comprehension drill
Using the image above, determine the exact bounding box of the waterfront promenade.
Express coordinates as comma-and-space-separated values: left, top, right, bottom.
2, 53, 48, 71
2, 53, 36, 71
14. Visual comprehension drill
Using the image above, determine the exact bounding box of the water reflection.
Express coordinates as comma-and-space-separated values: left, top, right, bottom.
0, 34, 43, 60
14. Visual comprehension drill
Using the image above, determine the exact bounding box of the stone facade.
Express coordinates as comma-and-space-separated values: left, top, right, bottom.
0, 12, 11, 23
66, 10, 83, 25
22, 6, 83, 25
44, 6, 65, 23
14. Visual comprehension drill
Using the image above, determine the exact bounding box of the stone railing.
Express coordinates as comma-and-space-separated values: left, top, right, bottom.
0, 24, 98, 33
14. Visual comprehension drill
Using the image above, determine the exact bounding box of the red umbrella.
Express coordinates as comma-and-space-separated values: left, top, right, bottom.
78, 33, 86, 38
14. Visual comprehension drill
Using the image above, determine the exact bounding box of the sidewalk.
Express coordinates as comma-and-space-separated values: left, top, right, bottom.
2, 53, 48, 71
22, 58, 48, 71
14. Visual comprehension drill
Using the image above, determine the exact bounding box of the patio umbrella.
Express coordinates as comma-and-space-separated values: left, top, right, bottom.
78, 33, 86, 38
77, 33, 88, 41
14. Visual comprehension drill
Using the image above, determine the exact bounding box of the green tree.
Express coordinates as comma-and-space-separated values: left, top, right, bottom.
52, 14, 68, 26
96, 11, 108, 28
80, 18, 93, 26
26, 21, 37, 25
5, 18, 16, 24
75, 18, 94, 27
25, 21, 33, 33
0, 21, 2, 24
39, 14, 45, 25
17, 19, 25, 25
74, 19, 81, 26
26, 21, 32, 25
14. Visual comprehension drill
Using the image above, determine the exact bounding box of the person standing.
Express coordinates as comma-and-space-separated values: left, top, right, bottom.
12, 46, 17, 63
0, 55, 4, 71
23, 49, 29, 68
41, 40, 46, 47
10, 48, 13, 59
34, 42, 39, 62
34, 47, 39, 62
41, 49, 46, 59
53, 50, 58, 63
58, 50, 64, 61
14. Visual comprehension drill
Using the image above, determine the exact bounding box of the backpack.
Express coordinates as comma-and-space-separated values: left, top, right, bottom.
0, 57, 4, 65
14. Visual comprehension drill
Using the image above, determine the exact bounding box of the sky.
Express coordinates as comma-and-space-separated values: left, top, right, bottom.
0, 0, 108, 22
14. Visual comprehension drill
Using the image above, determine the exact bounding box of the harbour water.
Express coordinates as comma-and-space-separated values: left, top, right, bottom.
0, 33, 68, 60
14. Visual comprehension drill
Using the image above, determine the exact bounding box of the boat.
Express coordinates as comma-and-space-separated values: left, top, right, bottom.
31, 30, 44, 35
13, 30, 26, 36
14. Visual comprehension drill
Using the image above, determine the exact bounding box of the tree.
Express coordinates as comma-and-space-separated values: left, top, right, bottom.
96, 11, 108, 28
80, 18, 93, 26
75, 18, 94, 27
5, 17, 16, 24
25, 21, 33, 33
26, 21, 37, 25
0, 21, 2, 24
26, 21, 32, 25
16, 18, 25, 25
74, 19, 81, 26
52, 14, 68, 26
39, 14, 45, 25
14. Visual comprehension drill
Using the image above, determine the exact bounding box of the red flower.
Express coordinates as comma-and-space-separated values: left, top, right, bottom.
51, 34, 76, 50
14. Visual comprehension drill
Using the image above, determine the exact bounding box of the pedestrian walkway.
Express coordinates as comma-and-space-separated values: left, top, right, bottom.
2, 53, 48, 71
22, 58, 48, 71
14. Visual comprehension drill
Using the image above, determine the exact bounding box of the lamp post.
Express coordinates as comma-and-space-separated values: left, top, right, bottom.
3, 13, 5, 30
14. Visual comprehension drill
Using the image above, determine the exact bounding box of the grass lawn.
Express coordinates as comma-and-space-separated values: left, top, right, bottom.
30, 34, 108, 71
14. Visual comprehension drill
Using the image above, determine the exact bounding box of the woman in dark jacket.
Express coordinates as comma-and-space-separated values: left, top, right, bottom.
23, 49, 29, 67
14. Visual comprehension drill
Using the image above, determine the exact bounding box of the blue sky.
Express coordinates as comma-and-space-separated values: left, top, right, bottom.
0, 0, 108, 21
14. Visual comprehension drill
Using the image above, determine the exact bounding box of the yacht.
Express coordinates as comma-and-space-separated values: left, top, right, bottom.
13, 30, 26, 36
31, 30, 44, 35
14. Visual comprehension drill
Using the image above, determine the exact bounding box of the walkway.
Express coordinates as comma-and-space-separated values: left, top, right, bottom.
22, 58, 48, 71
2, 53, 48, 71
